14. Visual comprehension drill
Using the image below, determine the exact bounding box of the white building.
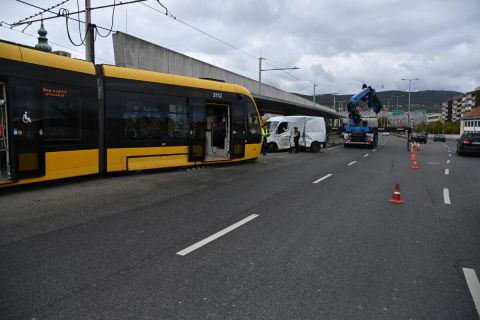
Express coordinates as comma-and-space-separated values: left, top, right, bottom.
460, 107, 480, 134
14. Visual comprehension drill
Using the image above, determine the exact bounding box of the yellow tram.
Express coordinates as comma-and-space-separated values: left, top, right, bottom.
0, 40, 262, 187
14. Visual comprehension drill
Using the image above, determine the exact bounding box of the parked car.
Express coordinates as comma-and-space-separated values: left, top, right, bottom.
433, 134, 446, 142
456, 132, 480, 156
382, 132, 390, 136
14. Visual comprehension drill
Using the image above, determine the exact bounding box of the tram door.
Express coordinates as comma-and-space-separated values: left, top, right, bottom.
11, 85, 45, 179
188, 99, 206, 162
205, 103, 230, 160
230, 102, 246, 158
0, 83, 11, 181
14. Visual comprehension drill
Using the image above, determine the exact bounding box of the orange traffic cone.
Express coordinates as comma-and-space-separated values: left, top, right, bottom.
411, 159, 419, 169
416, 143, 421, 151
389, 184, 404, 203
411, 153, 417, 161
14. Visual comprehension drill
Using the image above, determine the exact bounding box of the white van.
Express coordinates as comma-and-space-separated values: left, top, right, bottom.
265, 116, 327, 153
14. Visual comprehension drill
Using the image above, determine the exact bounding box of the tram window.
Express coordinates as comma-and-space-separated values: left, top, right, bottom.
123, 100, 164, 140
120, 92, 188, 142
166, 102, 188, 139
232, 103, 245, 135
246, 102, 260, 135
42, 85, 83, 143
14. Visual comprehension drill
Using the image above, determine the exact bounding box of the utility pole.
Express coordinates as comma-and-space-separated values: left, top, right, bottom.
12, 0, 146, 64
385, 98, 391, 111
85, 0, 95, 62
313, 84, 318, 106
392, 94, 403, 110
258, 57, 298, 96
329, 93, 338, 110
258, 57, 264, 95
401, 78, 419, 128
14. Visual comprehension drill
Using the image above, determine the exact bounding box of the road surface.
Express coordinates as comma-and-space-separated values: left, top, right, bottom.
0, 135, 479, 319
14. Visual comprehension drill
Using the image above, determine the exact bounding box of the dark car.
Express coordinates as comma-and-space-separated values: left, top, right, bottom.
415, 132, 428, 144
433, 134, 446, 142
456, 132, 480, 156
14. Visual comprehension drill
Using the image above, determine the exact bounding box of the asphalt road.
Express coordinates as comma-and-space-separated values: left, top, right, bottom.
0, 136, 479, 319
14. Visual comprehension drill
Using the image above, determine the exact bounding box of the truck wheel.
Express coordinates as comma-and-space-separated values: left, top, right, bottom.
310, 142, 321, 153
267, 142, 278, 152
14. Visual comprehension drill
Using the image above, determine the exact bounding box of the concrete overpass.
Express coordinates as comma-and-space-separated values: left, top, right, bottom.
112, 32, 341, 119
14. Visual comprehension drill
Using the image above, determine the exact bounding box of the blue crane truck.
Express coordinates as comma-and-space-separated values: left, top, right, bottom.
343, 84, 383, 148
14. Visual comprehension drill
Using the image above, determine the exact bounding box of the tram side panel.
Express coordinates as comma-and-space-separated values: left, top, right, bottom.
0, 41, 99, 186
102, 70, 262, 172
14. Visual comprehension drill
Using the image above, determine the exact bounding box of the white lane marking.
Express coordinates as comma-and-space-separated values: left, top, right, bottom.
449, 154, 452, 157
348, 161, 357, 166
328, 145, 343, 150
463, 268, 480, 317
176, 214, 259, 256
445, 169, 449, 175
447, 160, 451, 164
373, 149, 377, 152
313, 173, 333, 184
364, 154, 369, 158
443, 188, 451, 205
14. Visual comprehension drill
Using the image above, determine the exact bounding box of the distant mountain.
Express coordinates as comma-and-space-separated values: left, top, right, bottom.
296, 90, 463, 113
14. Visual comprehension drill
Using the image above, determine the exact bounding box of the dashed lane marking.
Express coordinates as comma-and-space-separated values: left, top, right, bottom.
443, 188, 451, 205
364, 154, 369, 158
328, 145, 343, 151
463, 268, 480, 318
373, 149, 377, 152
348, 161, 357, 166
313, 174, 333, 184
447, 160, 451, 164
176, 214, 259, 256
445, 169, 449, 175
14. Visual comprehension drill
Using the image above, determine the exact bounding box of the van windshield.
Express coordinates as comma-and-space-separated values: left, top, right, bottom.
266, 121, 278, 132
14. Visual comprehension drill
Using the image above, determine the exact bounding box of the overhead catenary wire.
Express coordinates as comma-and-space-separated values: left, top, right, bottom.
8, 0, 133, 48
10, 0, 71, 27
59, 8, 86, 46
95, 0, 117, 38
141, 1, 317, 91
0, 24, 114, 64
75, 0, 83, 41
8, 0, 317, 93
139, 1, 258, 60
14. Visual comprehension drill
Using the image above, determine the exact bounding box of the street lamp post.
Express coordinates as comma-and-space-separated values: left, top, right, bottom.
392, 94, 403, 110
258, 56, 299, 95
401, 78, 419, 127
313, 84, 318, 106
329, 93, 339, 110
385, 98, 391, 111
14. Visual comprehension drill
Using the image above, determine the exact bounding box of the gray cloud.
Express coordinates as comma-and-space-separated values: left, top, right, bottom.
1, 0, 479, 95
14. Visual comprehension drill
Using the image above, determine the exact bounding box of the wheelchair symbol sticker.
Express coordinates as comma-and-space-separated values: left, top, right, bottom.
22, 111, 32, 124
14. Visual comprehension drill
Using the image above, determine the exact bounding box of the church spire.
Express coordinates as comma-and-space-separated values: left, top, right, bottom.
35, 20, 52, 52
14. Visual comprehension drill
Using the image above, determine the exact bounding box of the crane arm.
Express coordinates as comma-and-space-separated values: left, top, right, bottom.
346, 84, 383, 125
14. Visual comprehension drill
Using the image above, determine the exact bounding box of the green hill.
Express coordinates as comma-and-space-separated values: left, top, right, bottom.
297, 90, 462, 113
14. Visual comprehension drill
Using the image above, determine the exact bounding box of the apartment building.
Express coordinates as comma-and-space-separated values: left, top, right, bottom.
442, 86, 479, 122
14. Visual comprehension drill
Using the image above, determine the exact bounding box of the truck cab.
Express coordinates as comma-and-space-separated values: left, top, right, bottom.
343, 118, 378, 148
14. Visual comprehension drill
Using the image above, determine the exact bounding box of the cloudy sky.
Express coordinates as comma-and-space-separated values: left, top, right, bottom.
1, 0, 479, 95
